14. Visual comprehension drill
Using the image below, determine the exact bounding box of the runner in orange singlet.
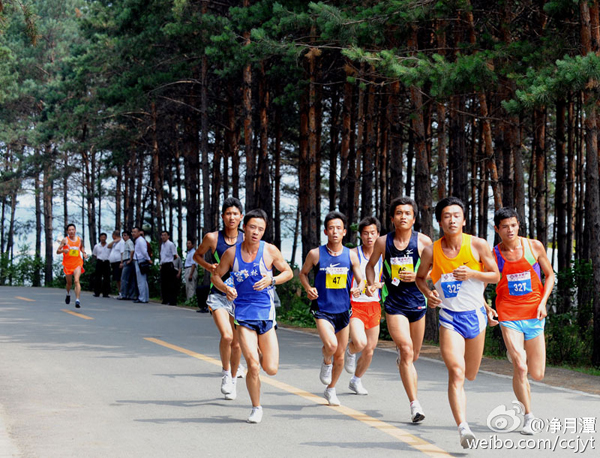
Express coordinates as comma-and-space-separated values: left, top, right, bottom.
57, 224, 87, 308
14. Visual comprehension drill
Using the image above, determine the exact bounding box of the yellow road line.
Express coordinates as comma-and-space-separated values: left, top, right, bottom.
15, 296, 35, 302
61, 309, 94, 320
145, 337, 451, 457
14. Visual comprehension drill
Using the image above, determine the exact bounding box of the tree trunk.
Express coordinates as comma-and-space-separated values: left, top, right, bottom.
243, 1, 255, 210
256, 61, 273, 241
534, 107, 547, 246
34, 155, 42, 287
274, 103, 283, 249
43, 145, 54, 286
389, 81, 404, 227
361, 80, 375, 219
339, 71, 354, 221
329, 86, 339, 212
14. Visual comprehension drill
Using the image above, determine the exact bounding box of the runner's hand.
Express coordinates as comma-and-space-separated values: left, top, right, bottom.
350, 287, 361, 298
537, 301, 547, 320
398, 270, 416, 282
427, 290, 442, 308
365, 284, 377, 297
226, 286, 238, 301
305, 287, 319, 301
209, 263, 219, 274
487, 307, 499, 327
254, 275, 272, 291
452, 265, 474, 281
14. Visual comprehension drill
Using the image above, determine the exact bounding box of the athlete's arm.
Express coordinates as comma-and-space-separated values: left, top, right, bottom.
299, 248, 319, 300
452, 237, 500, 283
211, 247, 237, 301
416, 244, 442, 308
193, 232, 219, 273
532, 239, 555, 320
348, 249, 363, 298
254, 244, 294, 291
365, 236, 385, 296
56, 238, 67, 255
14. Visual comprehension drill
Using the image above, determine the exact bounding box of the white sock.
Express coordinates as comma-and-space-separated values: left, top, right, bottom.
459, 422, 470, 431
326, 387, 336, 393
411, 400, 421, 408
222, 369, 231, 377
350, 376, 360, 384
524, 413, 534, 421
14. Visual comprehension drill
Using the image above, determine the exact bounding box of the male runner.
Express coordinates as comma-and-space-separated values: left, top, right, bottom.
57, 224, 87, 308
366, 197, 432, 422
344, 216, 383, 396
416, 196, 499, 448
194, 197, 245, 399
212, 209, 293, 423
299, 211, 362, 406
493, 207, 554, 435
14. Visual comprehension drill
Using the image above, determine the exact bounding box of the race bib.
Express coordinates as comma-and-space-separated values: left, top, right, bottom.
507, 272, 533, 296
391, 256, 413, 280
441, 273, 462, 298
326, 267, 348, 289
68, 248, 79, 257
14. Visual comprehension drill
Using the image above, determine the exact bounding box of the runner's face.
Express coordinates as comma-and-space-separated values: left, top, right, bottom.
67, 226, 76, 238
392, 205, 415, 230
495, 217, 519, 243
324, 219, 346, 243
359, 224, 379, 248
439, 205, 465, 235
222, 207, 242, 230
244, 218, 266, 243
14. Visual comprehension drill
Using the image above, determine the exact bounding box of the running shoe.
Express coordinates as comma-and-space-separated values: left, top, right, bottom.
65, 295, 71, 305
221, 373, 234, 395
521, 414, 535, 435
344, 346, 356, 374
324, 388, 340, 406
247, 406, 263, 424
319, 361, 333, 385
75, 299, 81, 309
458, 424, 476, 449
224, 380, 237, 400
410, 401, 425, 423
349, 378, 368, 395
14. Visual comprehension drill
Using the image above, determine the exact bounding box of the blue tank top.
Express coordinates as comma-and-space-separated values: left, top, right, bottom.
230, 241, 275, 321
211, 230, 244, 295
312, 245, 353, 314
383, 231, 426, 311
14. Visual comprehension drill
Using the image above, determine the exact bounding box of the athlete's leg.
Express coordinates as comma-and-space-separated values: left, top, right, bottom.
439, 327, 467, 426
316, 318, 338, 364
502, 325, 538, 414
410, 316, 426, 361
388, 314, 420, 402
257, 326, 279, 376
329, 325, 349, 389
238, 326, 261, 407
212, 308, 234, 372
65, 274, 73, 295
464, 328, 486, 381
354, 325, 380, 378
348, 318, 368, 354
229, 314, 242, 378
73, 266, 82, 300
524, 332, 545, 381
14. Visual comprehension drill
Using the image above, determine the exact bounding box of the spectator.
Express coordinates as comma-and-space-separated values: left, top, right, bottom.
184, 239, 198, 300
132, 226, 150, 303
119, 231, 137, 300
92, 233, 111, 297
108, 230, 124, 296
172, 253, 183, 306
159, 230, 178, 305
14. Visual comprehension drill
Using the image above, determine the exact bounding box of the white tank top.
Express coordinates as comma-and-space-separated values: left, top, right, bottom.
352, 246, 383, 303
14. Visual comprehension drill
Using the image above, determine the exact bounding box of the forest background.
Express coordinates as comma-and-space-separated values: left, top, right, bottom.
1, 0, 600, 370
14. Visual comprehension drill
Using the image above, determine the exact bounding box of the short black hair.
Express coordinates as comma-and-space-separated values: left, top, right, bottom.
222, 197, 244, 215
122, 231, 131, 237
161, 230, 170, 236
389, 196, 418, 218
66, 223, 76, 230
244, 209, 268, 226
358, 216, 381, 234
187, 238, 196, 245
112, 230, 120, 237
99, 232, 107, 239
132, 226, 141, 232
435, 196, 466, 222
324, 211, 348, 230
494, 207, 520, 227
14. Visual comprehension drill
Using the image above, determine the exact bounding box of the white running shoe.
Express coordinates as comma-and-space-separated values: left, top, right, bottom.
410, 401, 425, 423
221, 373, 234, 395
458, 424, 476, 449
224, 380, 237, 400
344, 346, 356, 374
236, 364, 246, 379
521, 414, 535, 435
324, 388, 340, 406
247, 406, 263, 424
319, 361, 333, 385
349, 378, 368, 395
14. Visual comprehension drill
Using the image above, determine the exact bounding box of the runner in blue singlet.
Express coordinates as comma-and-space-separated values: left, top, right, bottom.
212, 209, 293, 424
300, 211, 363, 406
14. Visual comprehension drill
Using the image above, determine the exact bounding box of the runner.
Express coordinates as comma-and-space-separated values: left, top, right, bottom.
57, 224, 87, 308
211, 209, 293, 423
194, 197, 245, 400
416, 196, 499, 448
493, 207, 554, 435
299, 211, 362, 406
344, 216, 383, 396
366, 197, 432, 422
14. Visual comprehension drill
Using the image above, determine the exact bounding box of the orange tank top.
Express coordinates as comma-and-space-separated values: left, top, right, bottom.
63, 236, 84, 269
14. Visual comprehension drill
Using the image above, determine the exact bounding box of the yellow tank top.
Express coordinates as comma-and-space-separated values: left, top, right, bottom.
431, 234, 484, 311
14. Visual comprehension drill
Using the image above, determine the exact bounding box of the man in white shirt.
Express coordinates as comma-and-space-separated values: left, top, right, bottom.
119, 231, 137, 300
184, 239, 198, 300
132, 226, 151, 303
93, 233, 112, 297
108, 230, 125, 297
160, 230, 178, 305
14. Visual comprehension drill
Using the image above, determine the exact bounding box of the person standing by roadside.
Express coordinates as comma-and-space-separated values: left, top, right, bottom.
132, 226, 150, 304
172, 252, 183, 305
108, 230, 124, 297
159, 231, 178, 305
184, 239, 198, 301
119, 231, 137, 300
57, 223, 87, 308
93, 233, 111, 298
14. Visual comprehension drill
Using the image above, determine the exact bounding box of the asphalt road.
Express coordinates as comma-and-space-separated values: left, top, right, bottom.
0, 286, 598, 458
